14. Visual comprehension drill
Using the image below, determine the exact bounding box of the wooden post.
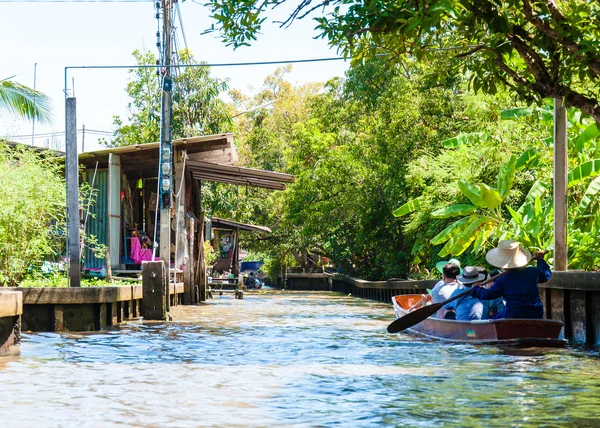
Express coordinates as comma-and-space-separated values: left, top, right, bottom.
65, 97, 80, 287
232, 228, 240, 276
174, 150, 187, 270
198, 213, 206, 302
554, 98, 568, 271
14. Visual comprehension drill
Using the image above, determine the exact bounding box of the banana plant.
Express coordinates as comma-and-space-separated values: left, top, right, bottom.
394, 155, 519, 257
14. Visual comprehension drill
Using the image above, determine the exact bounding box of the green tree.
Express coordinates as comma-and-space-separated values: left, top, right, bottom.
1, 77, 52, 123
206, 1, 600, 122
103, 50, 232, 147
235, 59, 518, 279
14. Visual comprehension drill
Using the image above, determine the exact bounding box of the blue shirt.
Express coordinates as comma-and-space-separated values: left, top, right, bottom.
470, 260, 551, 319
456, 294, 483, 320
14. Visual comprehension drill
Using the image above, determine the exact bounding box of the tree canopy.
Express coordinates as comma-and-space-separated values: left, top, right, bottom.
103, 50, 231, 147
206, 0, 600, 122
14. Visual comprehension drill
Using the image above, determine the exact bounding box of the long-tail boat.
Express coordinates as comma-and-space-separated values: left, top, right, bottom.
392, 294, 567, 347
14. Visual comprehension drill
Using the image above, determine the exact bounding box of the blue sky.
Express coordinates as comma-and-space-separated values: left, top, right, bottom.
1, 1, 349, 151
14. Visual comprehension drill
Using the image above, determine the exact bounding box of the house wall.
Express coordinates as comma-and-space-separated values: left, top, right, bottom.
83, 169, 108, 269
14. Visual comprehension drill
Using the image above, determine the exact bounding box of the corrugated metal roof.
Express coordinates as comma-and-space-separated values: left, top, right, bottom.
79, 133, 237, 165
83, 170, 108, 269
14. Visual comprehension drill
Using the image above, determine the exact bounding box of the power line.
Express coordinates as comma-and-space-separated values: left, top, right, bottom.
0, 0, 153, 2
7, 128, 113, 139
65, 55, 362, 72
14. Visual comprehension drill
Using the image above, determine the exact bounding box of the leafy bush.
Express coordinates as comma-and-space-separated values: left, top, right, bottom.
0, 144, 66, 286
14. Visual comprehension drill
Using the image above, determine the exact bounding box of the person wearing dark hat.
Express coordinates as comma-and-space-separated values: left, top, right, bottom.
469, 240, 550, 319
455, 266, 486, 320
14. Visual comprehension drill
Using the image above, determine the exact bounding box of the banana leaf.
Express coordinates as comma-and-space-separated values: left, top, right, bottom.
515, 149, 537, 170
449, 216, 491, 256
497, 155, 516, 199
458, 180, 482, 206
568, 159, 600, 188
431, 204, 477, 218
577, 176, 600, 215
430, 216, 472, 246
441, 132, 486, 148
393, 197, 422, 217
518, 180, 549, 213
478, 183, 502, 210
501, 107, 553, 122
574, 122, 600, 152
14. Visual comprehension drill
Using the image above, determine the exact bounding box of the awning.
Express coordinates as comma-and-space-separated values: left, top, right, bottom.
211, 217, 272, 233
187, 160, 294, 191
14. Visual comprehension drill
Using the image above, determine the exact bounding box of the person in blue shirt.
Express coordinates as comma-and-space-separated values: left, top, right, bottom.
455, 266, 486, 320
469, 240, 550, 319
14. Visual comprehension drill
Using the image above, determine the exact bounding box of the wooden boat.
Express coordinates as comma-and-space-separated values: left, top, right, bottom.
392, 294, 567, 347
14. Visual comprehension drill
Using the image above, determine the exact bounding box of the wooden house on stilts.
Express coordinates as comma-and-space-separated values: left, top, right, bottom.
78, 133, 293, 303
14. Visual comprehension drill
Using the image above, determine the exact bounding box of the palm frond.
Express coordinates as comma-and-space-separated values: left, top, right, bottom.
0, 77, 53, 124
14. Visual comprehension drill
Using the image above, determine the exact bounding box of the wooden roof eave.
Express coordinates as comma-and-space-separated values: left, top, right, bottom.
187, 160, 294, 184
191, 171, 287, 190
211, 217, 272, 233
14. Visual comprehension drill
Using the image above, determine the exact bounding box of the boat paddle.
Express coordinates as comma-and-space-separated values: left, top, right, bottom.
386, 272, 506, 334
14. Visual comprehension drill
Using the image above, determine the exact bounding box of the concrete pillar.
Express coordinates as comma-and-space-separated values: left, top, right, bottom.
53, 305, 64, 332
569, 291, 586, 343
142, 261, 167, 320
65, 97, 80, 287
554, 98, 568, 271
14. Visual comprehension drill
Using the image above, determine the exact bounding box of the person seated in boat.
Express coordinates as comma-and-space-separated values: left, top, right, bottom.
455, 266, 487, 321
245, 272, 258, 289
469, 240, 550, 319
481, 268, 506, 319
431, 262, 464, 319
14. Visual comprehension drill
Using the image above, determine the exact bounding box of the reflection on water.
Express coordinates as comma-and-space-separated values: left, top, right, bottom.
0, 290, 599, 427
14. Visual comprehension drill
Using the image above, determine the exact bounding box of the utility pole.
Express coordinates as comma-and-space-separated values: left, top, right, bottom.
32, 63, 37, 146
159, 0, 173, 309
554, 98, 568, 271
82, 124, 85, 153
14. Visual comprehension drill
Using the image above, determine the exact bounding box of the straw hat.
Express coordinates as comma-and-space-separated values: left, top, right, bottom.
457, 266, 486, 284
485, 240, 532, 269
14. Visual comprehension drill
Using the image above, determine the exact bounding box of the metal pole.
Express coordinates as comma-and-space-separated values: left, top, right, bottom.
554, 98, 568, 271
159, 0, 173, 310
82, 124, 85, 153
31, 63, 37, 146
66, 97, 81, 287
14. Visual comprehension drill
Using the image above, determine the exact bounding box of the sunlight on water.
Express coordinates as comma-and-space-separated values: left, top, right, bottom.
0, 290, 599, 427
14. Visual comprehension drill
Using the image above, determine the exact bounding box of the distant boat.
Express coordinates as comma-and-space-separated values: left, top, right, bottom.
392, 294, 566, 348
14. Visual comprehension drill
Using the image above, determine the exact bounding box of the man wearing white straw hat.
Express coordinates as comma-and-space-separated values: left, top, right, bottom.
469, 240, 551, 319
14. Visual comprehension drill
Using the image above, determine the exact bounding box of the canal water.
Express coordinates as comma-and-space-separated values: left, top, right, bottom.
1, 290, 599, 427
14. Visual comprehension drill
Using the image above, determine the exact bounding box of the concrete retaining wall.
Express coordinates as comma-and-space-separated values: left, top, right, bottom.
0, 291, 22, 355
11, 283, 184, 332
285, 271, 600, 345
